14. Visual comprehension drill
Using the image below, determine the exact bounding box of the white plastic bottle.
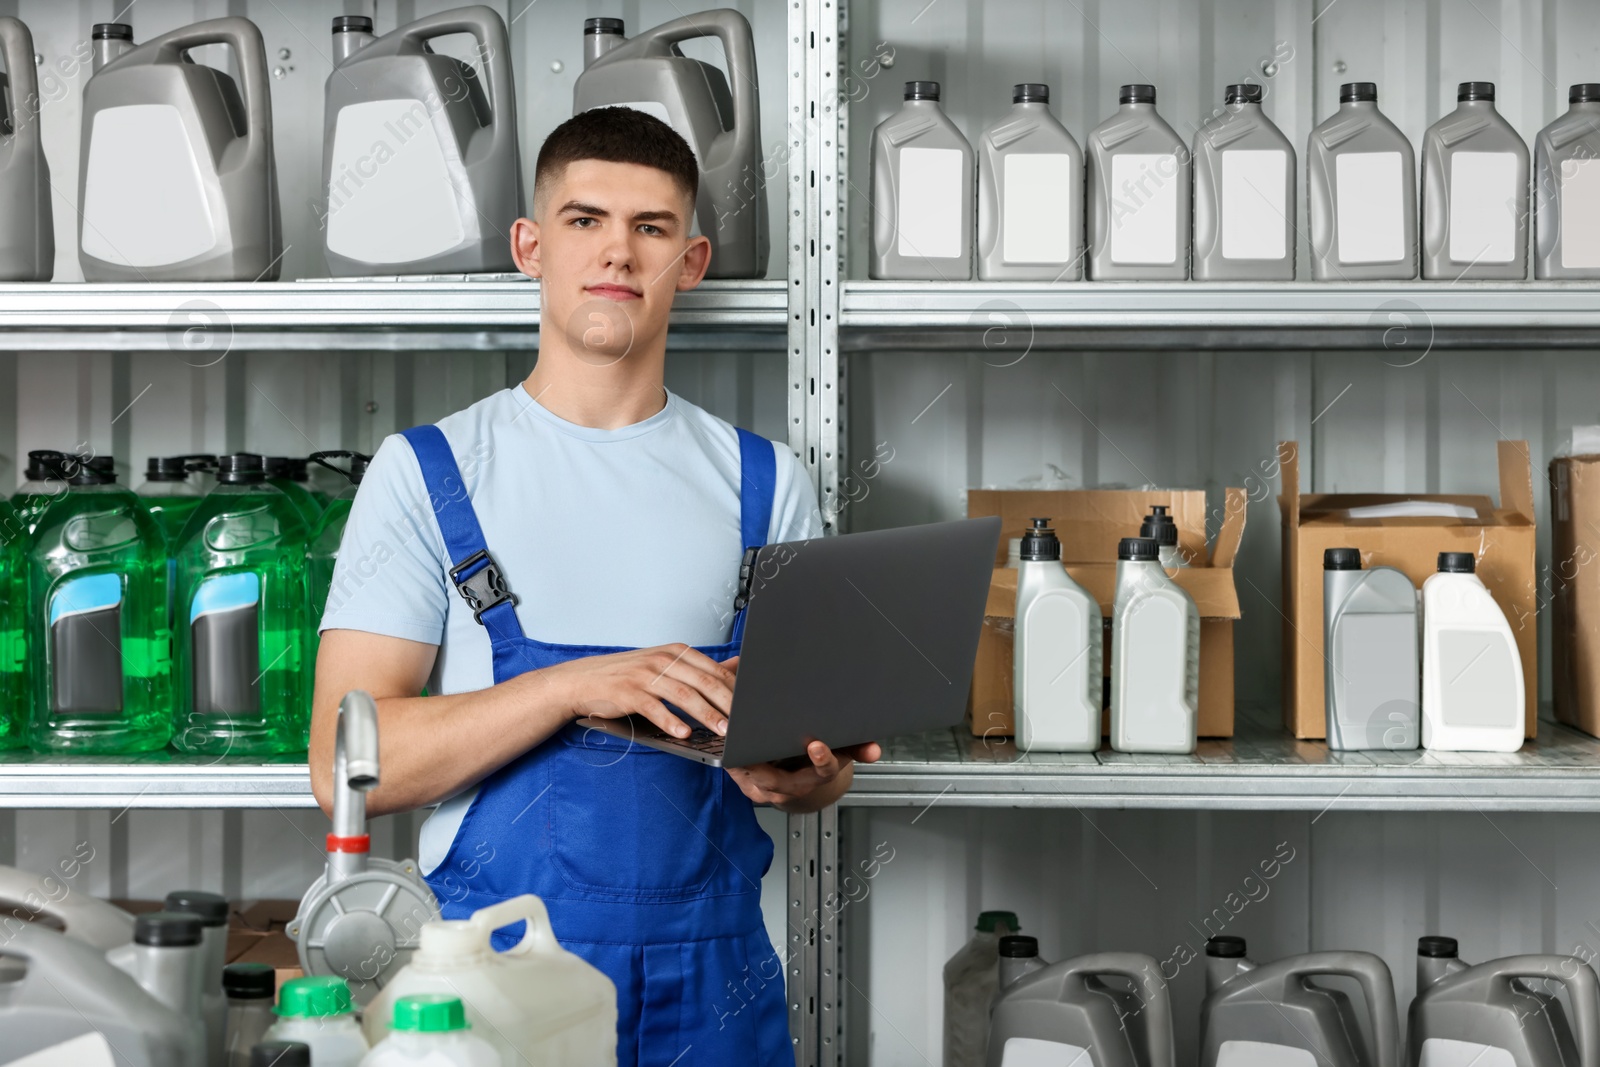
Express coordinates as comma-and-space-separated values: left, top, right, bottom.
361, 995, 501, 1067
1013, 519, 1103, 753
1421, 552, 1525, 752
942, 911, 1021, 1067
1110, 537, 1199, 754
263, 976, 368, 1067
977, 83, 1083, 281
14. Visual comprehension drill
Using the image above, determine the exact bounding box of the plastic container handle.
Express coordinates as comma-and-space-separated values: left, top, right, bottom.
0, 865, 135, 946
636, 9, 759, 162
148, 17, 271, 171
0, 17, 41, 144
398, 6, 515, 155
469, 894, 561, 957
1279, 953, 1401, 1067
1494, 955, 1600, 1067
1052, 953, 1175, 1067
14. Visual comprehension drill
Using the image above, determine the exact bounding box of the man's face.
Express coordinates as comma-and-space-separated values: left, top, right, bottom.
513, 158, 709, 364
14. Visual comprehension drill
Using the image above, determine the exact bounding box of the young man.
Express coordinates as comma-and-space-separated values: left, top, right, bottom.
310, 107, 878, 1065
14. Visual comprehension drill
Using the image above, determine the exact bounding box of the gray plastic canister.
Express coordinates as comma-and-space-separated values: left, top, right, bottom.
1534, 85, 1600, 280
1192, 84, 1296, 281
1421, 82, 1530, 280
1307, 82, 1418, 281
1086, 84, 1190, 281
0, 17, 54, 280
987, 946, 1176, 1067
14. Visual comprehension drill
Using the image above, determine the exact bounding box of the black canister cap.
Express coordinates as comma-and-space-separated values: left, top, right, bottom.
67, 456, 116, 486
905, 81, 940, 101
134, 911, 203, 948
251, 1043, 311, 1067
585, 17, 625, 35
224, 962, 277, 999
145, 456, 192, 481
265, 457, 310, 482
1020, 518, 1061, 562
1226, 83, 1263, 104
1459, 81, 1496, 102
331, 16, 373, 34
1438, 552, 1476, 574
216, 453, 267, 485
165, 889, 228, 927
1121, 84, 1157, 105
93, 23, 133, 41
23, 450, 69, 480
1572, 84, 1600, 104
1118, 537, 1159, 562
1341, 82, 1378, 103
1013, 83, 1049, 104
998, 935, 1039, 959
1419, 936, 1459, 959
1140, 505, 1178, 547
1324, 547, 1362, 571
1207, 935, 1247, 959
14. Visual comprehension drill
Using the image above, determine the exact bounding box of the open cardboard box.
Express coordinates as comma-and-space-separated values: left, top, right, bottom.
965, 487, 1246, 739
1279, 440, 1537, 740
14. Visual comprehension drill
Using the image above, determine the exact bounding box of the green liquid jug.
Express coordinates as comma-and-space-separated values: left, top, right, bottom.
11, 449, 74, 536
172, 453, 310, 756
0, 17, 55, 281
306, 452, 370, 656
265, 457, 324, 527
25, 459, 170, 754
0, 498, 24, 749
137, 456, 213, 546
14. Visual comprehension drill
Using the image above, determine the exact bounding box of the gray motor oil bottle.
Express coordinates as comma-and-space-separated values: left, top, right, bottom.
1307, 82, 1418, 280
106, 911, 209, 1066
1407, 936, 1600, 1067
78, 18, 282, 282
988, 944, 1176, 1067
1422, 82, 1530, 280
0, 17, 54, 281
870, 81, 974, 280
1535, 84, 1600, 280
1087, 84, 1190, 281
1201, 936, 1401, 1067
1193, 84, 1296, 281
1324, 548, 1419, 751
321, 8, 523, 277
977, 84, 1084, 281
165, 889, 230, 1067
574, 11, 768, 280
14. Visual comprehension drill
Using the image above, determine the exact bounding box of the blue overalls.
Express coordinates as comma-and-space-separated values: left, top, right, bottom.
400, 423, 793, 1067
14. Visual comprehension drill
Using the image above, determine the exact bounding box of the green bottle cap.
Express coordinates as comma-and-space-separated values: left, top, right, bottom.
976, 911, 1021, 933
392, 994, 469, 1033
275, 975, 354, 1018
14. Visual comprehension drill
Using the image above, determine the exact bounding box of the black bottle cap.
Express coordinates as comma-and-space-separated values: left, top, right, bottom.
1140, 505, 1178, 547
1572, 84, 1600, 104
1225, 83, 1263, 104
584, 17, 625, 36
224, 962, 277, 999
216, 453, 267, 485
1207, 935, 1247, 959
23, 450, 69, 481
144, 456, 192, 481
999, 935, 1039, 959
1121, 84, 1157, 105
1341, 82, 1378, 103
1438, 552, 1476, 574
251, 1043, 311, 1067
331, 16, 373, 34
1118, 537, 1159, 562
165, 890, 229, 927
905, 81, 940, 101
1019, 518, 1062, 562
265, 457, 310, 483
1459, 81, 1496, 102
1324, 547, 1362, 571
1013, 83, 1049, 104
134, 911, 203, 948
1418, 935, 1459, 959
67, 456, 116, 486
93, 23, 133, 41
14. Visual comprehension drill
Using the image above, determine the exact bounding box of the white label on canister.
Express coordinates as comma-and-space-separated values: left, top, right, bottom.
1222, 149, 1288, 259
1449, 151, 1518, 263
1109, 153, 1179, 264
327, 99, 467, 265
898, 147, 964, 259
82, 104, 218, 267
999, 1036, 1093, 1066
9, 1033, 117, 1067
1217, 1040, 1317, 1067
1335, 151, 1406, 264
1004, 153, 1076, 264
1560, 158, 1600, 268
1418, 1038, 1516, 1067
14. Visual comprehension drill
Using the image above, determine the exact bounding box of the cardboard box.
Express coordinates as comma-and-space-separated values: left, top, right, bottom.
1551, 455, 1600, 736
1279, 440, 1537, 740
965, 487, 1246, 739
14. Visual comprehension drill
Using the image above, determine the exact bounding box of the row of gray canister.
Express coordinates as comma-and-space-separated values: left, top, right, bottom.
0, 7, 767, 283
950, 922, 1600, 1067
871, 79, 1600, 282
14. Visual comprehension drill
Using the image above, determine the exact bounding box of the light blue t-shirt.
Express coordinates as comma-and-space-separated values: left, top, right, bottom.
320, 384, 822, 873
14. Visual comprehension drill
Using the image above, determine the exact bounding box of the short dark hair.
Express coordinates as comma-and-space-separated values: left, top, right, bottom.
534, 107, 699, 216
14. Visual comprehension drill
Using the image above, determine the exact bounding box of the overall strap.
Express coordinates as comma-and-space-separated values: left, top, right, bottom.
399, 425, 526, 646
732, 428, 778, 644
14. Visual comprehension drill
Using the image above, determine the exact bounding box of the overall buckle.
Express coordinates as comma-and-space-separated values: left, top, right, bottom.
733, 546, 761, 613
448, 549, 516, 624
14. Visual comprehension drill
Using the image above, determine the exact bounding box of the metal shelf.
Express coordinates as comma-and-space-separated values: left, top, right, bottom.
848, 710, 1600, 813
840, 280, 1600, 350
0, 752, 313, 810
0, 278, 788, 351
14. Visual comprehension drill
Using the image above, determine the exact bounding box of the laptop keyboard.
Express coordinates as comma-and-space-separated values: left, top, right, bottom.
649, 723, 725, 756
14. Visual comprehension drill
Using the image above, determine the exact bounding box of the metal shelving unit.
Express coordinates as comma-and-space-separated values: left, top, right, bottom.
0, 753, 314, 810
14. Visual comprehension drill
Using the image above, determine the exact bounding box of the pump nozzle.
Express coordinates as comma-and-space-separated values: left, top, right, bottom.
330, 691, 380, 881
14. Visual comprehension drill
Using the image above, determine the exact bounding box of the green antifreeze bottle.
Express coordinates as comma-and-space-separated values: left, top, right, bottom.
173, 453, 311, 756
266, 457, 324, 527
10, 449, 73, 535
306, 452, 370, 659
136, 456, 213, 544
26, 457, 171, 753
0, 498, 26, 750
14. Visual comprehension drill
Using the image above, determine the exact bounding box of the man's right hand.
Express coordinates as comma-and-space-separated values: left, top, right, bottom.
545, 643, 737, 739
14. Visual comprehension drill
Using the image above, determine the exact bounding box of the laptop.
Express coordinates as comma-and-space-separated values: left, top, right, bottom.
576, 516, 1002, 767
